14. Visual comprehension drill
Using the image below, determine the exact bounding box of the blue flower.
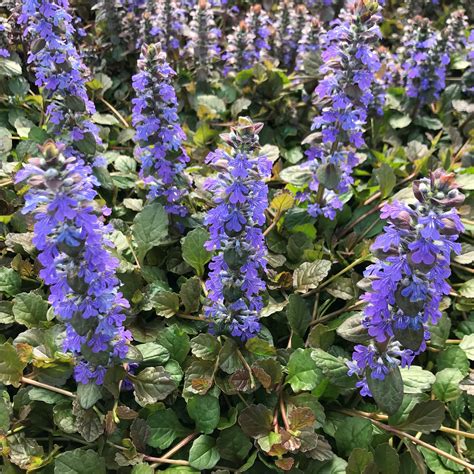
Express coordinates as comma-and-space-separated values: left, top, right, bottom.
132, 43, 189, 216
204, 118, 270, 341
303, 1, 382, 220
16, 142, 132, 385
349, 170, 464, 395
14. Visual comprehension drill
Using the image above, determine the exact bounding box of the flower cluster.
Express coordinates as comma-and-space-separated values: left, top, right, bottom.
274, 1, 308, 70
304, 0, 382, 220
296, 17, 322, 72
132, 43, 189, 216
399, 16, 452, 106
245, 4, 271, 62
204, 118, 271, 340
223, 21, 255, 75
151, 0, 185, 55
187, 0, 220, 83
349, 169, 465, 396
0, 17, 11, 58
16, 142, 132, 385
19, 0, 102, 166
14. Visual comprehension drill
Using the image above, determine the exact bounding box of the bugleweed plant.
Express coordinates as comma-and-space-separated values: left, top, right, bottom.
0, 0, 472, 473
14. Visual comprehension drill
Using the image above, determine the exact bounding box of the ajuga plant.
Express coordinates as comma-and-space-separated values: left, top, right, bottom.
16, 142, 132, 385
245, 4, 271, 62
223, 21, 255, 75
204, 118, 271, 341
304, 0, 382, 220
187, 0, 220, 84
132, 43, 189, 217
347, 170, 464, 407
0, 16, 11, 58
399, 15, 458, 112
296, 17, 323, 73
153, 0, 185, 58
19, 0, 102, 166
273, 0, 300, 70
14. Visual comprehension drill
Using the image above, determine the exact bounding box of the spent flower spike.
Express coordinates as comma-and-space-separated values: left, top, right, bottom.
132, 43, 189, 216
204, 117, 271, 341
16, 142, 132, 385
349, 169, 465, 396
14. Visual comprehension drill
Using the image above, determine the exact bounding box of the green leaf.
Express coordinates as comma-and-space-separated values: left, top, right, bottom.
231, 97, 251, 117
311, 349, 354, 388
334, 417, 373, 457
375, 163, 396, 198
287, 348, 323, 392
367, 365, 404, 415
147, 408, 190, 449
0, 342, 26, 386
0, 58, 22, 77
428, 314, 451, 349
195, 95, 226, 120
180, 277, 201, 314
181, 228, 212, 277
190, 334, 221, 361
437, 346, 469, 375
398, 400, 444, 433
374, 444, 400, 474
75, 132, 97, 156
293, 260, 332, 293
460, 334, 474, 360
73, 404, 104, 442
132, 203, 169, 260
183, 360, 215, 397
245, 337, 276, 356
130, 367, 177, 406
77, 382, 102, 410
414, 116, 443, 130
336, 313, 370, 343
187, 394, 220, 434
136, 343, 170, 366
287, 293, 311, 338
151, 290, 180, 318
0, 127, 12, 153
400, 366, 436, 394
12, 293, 48, 328
279, 165, 312, 186
432, 368, 463, 402
216, 426, 252, 463
156, 325, 190, 365
238, 404, 273, 439
54, 448, 106, 474
131, 464, 154, 474
389, 113, 412, 129
188, 435, 220, 470
0, 268, 21, 297
346, 448, 375, 474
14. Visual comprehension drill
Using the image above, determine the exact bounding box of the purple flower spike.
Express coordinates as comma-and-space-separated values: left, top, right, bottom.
132, 43, 189, 216
19, 0, 102, 166
16, 142, 132, 385
186, 0, 220, 83
204, 118, 271, 341
349, 169, 465, 395
304, 0, 382, 220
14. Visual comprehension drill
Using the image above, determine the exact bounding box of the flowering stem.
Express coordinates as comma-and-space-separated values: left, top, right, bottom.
149, 433, 198, 469
338, 409, 474, 470
21, 377, 76, 399
236, 348, 256, 389
99, 97, 130, 128
303, 256, 369, 299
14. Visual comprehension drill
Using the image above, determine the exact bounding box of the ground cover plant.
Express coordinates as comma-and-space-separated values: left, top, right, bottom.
0, 0, 473, 472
